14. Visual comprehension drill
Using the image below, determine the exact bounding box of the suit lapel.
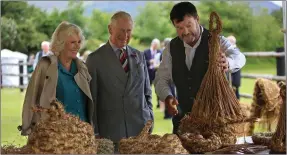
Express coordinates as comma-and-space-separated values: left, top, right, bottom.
103, 42, 128, 85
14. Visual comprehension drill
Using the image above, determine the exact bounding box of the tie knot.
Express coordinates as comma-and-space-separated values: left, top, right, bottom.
119, 48, 125, 53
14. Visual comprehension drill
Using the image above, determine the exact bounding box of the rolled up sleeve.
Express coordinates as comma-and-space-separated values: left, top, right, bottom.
154, 43, 174, 101
220, 36, 246, 73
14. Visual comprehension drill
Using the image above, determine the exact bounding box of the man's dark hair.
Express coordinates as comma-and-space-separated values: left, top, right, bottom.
170, 2, 198, 24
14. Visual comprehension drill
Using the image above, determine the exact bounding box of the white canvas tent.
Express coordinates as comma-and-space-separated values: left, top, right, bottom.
1, 49, 28, 87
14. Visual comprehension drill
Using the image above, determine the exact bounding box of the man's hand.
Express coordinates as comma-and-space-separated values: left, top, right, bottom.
149, 59, 154, 65
217, 52, 229, 72
165, 95, 179, 116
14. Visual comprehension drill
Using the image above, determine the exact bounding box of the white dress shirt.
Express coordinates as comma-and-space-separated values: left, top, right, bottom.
154, 26, 246, 101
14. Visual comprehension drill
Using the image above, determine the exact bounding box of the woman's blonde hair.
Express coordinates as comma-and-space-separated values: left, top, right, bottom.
50, 21, 85, 56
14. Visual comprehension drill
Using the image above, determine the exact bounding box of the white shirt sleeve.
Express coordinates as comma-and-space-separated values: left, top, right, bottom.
154, 43, 174, 101
220, 36, 246, 73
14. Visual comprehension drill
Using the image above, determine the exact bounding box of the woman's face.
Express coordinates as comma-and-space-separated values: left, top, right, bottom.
62, 34, 81, 59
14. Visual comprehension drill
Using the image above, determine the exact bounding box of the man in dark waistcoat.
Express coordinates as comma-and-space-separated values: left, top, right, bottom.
154, 2, 246, 134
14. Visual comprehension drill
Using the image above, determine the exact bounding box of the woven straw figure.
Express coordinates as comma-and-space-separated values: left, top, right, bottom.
27, 101, 98, 154
2, 101, 98, 154
189, 11, 246, 127
178, 11, 247, 153
249, 78, 282, 135
119, 120, 161, 154
119, 120, 188, 154
270, 82, 286, 153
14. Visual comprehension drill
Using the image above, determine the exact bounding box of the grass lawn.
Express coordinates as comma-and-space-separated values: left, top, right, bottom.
1, 59, 278, 146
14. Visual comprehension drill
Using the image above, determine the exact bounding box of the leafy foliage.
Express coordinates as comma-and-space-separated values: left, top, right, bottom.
0, 1, 284, 54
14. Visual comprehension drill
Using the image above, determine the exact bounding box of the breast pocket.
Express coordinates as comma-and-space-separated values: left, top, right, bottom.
136, 63, 145, 79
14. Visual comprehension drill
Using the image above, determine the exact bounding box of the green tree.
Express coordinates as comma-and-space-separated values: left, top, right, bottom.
271, 8, 283, 28
16, 19, 48, 53
59, 1, 88, 36
133, 2, 176, 44
1, 1, 48, 54
1, 17, 18, 50
33, 8, 62, 40
251, 10, 284, 50
87, 9, 111, 43
1, 1, 30, 22
197, 1, 283, 51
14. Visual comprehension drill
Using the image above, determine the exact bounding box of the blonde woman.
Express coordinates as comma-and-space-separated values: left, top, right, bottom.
19, 21, 95, 136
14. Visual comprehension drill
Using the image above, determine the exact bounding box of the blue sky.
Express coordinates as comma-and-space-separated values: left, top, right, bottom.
271, 1, 283, 7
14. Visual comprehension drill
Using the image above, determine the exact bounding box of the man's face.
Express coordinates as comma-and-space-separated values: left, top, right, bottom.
173, 15, 200, 45
108, 17, 133, 48
42, 44, 50, 53
151, 42, 159, 50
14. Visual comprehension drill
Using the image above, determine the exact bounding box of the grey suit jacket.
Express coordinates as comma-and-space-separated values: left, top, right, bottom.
86, 42, 154, 142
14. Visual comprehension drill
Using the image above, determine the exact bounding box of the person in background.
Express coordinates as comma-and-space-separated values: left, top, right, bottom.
33, 41, 53, 70
27, 53, 35, 73
144, 38, 162, 86
20, 21, 95, 136
144, 38, 162, 109
227, 35, 242, 100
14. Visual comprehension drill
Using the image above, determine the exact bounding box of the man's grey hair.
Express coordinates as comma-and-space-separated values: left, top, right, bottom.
50, 21, 85, 56
41, 41, 50, 47
109, 11, 133, 26
151, 38, 160, 46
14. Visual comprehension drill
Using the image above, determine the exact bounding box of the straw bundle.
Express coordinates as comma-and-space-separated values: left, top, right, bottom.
1, 145, 33, 154
27, 101, 98, 154
251, 132, 273, 146
119, 120, 161, 154
119, 120, 188, 154
150, 134, 189, 154
189, 11, 246, 127
178, 114, 237, 153
180, 132, 222, 153
270, 81, 286, 153
249, 78, 282, 135
97, 138, 114, 154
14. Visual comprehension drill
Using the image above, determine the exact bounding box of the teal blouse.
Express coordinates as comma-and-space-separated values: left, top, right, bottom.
56, 60, 88, 122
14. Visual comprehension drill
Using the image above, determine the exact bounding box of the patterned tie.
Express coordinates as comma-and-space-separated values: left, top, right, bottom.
119, 48, 129, 73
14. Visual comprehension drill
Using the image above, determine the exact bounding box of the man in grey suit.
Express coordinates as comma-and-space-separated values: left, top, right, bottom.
86, 11, 154, 151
